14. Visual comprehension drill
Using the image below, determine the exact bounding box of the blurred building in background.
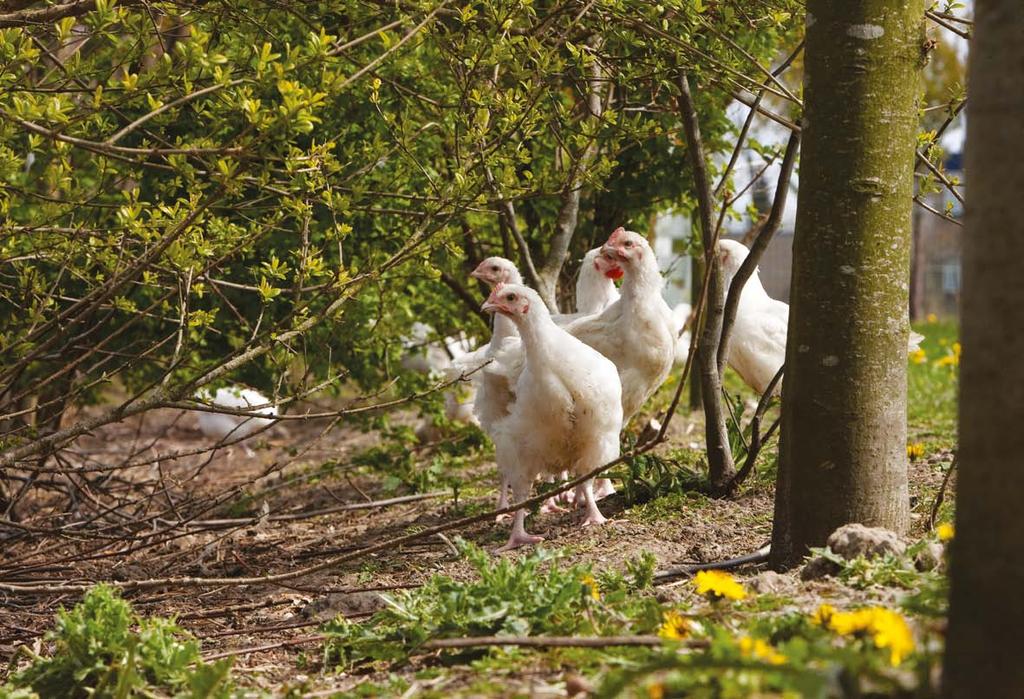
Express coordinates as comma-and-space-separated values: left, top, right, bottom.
911, 152, 963, 320
653, 151, 963, 321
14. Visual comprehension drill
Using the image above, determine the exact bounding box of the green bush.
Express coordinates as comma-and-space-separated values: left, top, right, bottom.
4, 586, 236, 699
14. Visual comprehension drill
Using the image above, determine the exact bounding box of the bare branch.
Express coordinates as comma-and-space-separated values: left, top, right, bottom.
717, 130, 800, 370
675, 71, 734, 490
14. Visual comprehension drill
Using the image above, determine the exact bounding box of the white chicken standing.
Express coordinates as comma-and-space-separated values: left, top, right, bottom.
455, 257, 524, 433
194, 386, 277, 456
458, 252, 620, 510
717, 238, 925, 396
482, 283, 623, 551
567, 228, 678, 425
715, 239, 790, 396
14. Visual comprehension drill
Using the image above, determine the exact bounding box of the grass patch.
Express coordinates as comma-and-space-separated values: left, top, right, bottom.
626, 491, 712, 524
908, 318, 958, 437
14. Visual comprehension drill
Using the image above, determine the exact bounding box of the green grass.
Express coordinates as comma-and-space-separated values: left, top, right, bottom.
908, 318, 959, 439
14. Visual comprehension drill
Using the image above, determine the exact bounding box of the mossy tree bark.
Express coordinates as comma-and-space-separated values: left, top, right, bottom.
770, 1, 924, 568
943, 2, 1024, 695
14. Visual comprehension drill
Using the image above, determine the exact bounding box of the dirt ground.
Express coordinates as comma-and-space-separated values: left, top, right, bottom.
0, 402, 954, 696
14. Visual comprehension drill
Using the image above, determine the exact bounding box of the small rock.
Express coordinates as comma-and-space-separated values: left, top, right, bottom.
800, 556, 839, 581
750, 570, 796, 595
301, 591, 384, 621
685, 541, 724, 563
564, 672, 593, 697
826, 523, 906, 560
914, 541, 946, 572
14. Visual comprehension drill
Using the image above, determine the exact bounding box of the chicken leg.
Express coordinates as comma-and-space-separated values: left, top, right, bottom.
496, 473, 544, 552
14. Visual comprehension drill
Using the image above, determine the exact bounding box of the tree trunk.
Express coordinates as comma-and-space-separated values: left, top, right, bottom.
770, 1, 923, 568
943, 2, 1024, 695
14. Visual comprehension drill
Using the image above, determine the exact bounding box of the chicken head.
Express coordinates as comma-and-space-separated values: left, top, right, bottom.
482, 283, 533, 317
471, 257, 522, 287
602, 228, 651, 268
716, 239, 750, 285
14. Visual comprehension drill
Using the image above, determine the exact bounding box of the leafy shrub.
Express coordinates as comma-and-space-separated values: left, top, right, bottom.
4, 586, 236, 699
321, 541, 661, 668
608, 448, 705, 506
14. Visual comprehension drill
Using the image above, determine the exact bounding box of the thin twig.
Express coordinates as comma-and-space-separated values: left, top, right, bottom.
725, 365, 785, 495
420, 635, 665, 651
928, 454, 958, 530
676, 71, 734, 489
201, 634, 325, 661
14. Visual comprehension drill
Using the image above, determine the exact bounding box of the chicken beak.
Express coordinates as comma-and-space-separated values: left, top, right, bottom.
481, 299, 502, 314
470, 266, 487, 281
602, 243, 626, 262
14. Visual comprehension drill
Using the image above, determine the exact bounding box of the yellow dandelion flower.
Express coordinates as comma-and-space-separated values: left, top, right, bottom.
936, 523, 955, 542
647, 682, 665, 699
658, 610, 691, 640
869, 608, 915, 666
738, 636, 787, 665
909, 348, 927, 364
820, 607, 914, 666
811, 604, 836, 626
825, 608, 873, 637
907, 443, 925, 461
693, 570, 747, 601
953, 342, 962, 358
934, 353, 959, 368
580, 574, 600, 601
926, 313, 938, 323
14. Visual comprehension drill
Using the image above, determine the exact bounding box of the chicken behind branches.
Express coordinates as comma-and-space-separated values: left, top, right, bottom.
481, 283, 623, 551
193, 386, 277, 457
717, 239, 924, 396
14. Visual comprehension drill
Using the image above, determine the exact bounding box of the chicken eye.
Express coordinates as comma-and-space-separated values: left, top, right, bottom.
506, 293, 516, 301
624, 240, 634, 247
491, 265, 499, 271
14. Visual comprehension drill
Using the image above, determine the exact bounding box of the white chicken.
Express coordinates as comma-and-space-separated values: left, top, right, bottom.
458, 252, 621, 509
717, 238, 925, 396
567, 228, 678, 426
194, 386, 277, 456
453, 257, 523, 432
400, 321, 473, 376
482, 283, 623, 551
